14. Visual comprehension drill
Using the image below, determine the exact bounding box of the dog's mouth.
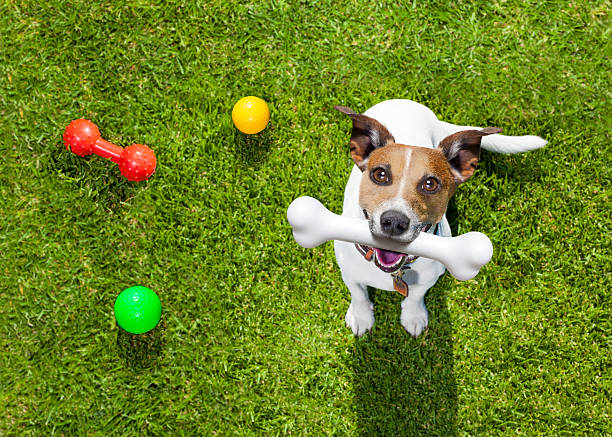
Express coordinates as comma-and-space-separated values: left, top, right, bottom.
356, 243, 410, 273
373, 248, 408, 273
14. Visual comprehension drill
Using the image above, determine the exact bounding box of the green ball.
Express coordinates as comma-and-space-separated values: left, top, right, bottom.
114, 286, 162, 334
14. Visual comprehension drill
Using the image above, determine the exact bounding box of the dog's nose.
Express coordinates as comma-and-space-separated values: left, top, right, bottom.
380, 211, 410, 236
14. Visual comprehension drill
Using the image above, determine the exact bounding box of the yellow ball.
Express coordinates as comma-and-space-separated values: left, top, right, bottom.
232, 96, 270, 134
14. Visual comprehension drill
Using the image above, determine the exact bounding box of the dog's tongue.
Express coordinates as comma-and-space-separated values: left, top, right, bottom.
374, 248, 405, 266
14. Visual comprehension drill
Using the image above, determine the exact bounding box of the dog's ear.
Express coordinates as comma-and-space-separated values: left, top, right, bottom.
439, 127, 502, 185
335, 105, 395, 171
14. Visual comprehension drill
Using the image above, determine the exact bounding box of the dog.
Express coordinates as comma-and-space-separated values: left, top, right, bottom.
333, 99, 546, 337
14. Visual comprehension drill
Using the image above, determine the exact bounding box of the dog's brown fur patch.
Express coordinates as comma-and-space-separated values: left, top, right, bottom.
408, 148, 456, 224
358, 145, 405, 212
360, 145, 456, 225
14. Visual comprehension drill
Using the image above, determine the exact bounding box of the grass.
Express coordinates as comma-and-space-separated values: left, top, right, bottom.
0, 0, 610, 435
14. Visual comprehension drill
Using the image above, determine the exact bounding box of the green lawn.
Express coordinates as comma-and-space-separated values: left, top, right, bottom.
1, 0, 610, 435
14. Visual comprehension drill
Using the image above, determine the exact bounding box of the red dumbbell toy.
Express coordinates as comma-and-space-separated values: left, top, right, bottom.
63, 119, 156, 182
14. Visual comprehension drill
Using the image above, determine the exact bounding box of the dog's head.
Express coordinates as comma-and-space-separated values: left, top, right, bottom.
336, 105, 501, 246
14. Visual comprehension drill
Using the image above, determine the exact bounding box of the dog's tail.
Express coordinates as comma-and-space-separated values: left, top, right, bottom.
437, 120, 547, 154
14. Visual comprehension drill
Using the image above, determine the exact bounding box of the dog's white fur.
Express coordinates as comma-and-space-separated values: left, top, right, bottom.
334, 99, 546, 337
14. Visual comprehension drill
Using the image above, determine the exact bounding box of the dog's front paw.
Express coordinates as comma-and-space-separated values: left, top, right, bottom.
345, 302, 374, 337
400, 299, 428, 337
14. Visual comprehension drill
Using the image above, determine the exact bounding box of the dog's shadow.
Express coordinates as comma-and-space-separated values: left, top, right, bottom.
350, 279, 457, 436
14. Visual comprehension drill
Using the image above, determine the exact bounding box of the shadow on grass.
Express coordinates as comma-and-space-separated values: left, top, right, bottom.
232, 128, 273, 167
50, 150, 146, 209
350, 284, 457, 436
479, 151, 548, 184
116, 318, 166, 369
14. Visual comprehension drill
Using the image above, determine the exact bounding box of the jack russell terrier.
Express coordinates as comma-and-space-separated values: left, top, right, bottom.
333, 99, 546, 337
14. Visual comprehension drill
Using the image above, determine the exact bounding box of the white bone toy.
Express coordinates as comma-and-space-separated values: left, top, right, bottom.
287, 196, 493, 281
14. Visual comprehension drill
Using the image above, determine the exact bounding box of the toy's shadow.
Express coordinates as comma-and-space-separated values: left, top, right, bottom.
51, 151, 143, 210
116, 318, 166, 369
350, 283, 457, 436
232, 128, 273, 167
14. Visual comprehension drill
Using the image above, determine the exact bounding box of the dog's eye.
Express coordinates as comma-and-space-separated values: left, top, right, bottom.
420, 177, 440, 193
370, 167, 391, 185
